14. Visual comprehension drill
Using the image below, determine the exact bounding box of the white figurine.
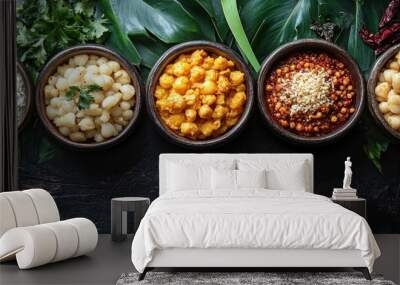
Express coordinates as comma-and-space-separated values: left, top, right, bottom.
342, 157, 353, 189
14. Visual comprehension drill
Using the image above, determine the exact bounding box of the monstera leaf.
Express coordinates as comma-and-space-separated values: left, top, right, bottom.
242, 0, 318, 61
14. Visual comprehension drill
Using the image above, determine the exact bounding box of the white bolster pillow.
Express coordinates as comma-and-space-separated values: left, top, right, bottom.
0, 218, 98, 269
0, 196, 17, 237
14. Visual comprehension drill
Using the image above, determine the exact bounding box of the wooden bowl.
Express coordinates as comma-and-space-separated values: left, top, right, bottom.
36, 44, 143, 150
257, 39, 365, 145
146, 41, 254, 149
367, 44, 400, 140
17, 61, 33, 131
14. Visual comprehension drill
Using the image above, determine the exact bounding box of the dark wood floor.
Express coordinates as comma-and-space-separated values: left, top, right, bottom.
1, 234, 398, 285
0, 235, 134, 285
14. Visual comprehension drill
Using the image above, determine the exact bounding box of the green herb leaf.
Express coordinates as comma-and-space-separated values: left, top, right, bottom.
221, 0, 260, 72
17, 0, 109, 81
65, 86, 80, 100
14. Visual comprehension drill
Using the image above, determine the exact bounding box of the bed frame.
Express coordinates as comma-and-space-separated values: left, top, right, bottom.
139, 154, 371, 280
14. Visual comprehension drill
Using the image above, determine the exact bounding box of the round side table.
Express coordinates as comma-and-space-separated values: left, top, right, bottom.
111, 197, 150, 242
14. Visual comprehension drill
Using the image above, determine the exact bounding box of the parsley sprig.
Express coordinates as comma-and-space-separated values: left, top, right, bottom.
66, 84, 102, 110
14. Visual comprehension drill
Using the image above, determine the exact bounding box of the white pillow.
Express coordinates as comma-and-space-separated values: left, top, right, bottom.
211, 169, 268, 190
236, 169, 267, 189
211, 168, 236, 190
166, 159, 235, 191
237, 159, 308, 191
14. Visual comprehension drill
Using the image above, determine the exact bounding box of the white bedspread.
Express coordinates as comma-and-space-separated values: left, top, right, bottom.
131, 190, 380, 273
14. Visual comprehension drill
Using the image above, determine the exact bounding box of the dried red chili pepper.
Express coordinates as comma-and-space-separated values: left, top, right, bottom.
375, 33, 400, 55
359, 26, 378, 49
379, 0, 400, 28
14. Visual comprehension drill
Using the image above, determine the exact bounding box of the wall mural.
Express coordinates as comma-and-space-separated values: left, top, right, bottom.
17, 0, 399, 233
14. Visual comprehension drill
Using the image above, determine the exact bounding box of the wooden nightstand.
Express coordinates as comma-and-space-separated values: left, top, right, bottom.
331, 198, 366, 219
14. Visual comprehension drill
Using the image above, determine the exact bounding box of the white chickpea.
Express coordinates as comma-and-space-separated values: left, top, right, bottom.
92, 92, 104, 104
59, 100, 75, 115
46, 106, 59, 120
112, 82, 122, 92
120, 84, 135, 100
392, 73, 400, 93
101, 123, 115, 138
58, 126, 70, 136
84, 104, 103, 116
79, 117, 95, 131
57, 65, 69, 76
94, 133, 105, 142
386, 114, 400, 129
55, 77, 68, 91
388, 103, 400, 114
110, 106, 123, 117
67, 68, 85, 85
108, 61, 120, 73
50, 97, 63, 108
375, 82, 391, 100
94, 74, 113, 90
76, 110, 85, 118
383, 69, 397, 84
99, 63, 112, 76
122, 110, 134, 120
44, 85, 58, 98
114, 70, 131, 84
48, 75, 58, 86
114, 124, 123, 133
73, 54, 89, 66
379, 102, 390, 114
102, 93, 122, 109
97, 57, 108, 65
69, 132, 86, 142
55, 113, 76, 128
99, 110, 110, 123
388, 92, 400, 105
83, 73, 95, 85
89, 55, 99, 61
120, 101, 131, 110
114, 116, 128, 126
86, 65, 99, 74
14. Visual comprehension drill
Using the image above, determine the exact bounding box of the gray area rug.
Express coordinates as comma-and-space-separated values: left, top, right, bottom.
116, 272, 396, 285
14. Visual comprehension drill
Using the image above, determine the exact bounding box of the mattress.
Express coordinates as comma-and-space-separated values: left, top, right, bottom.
131, 190, 380, 273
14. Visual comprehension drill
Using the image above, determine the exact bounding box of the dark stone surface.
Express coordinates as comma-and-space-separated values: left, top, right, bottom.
18, 108, 400, 233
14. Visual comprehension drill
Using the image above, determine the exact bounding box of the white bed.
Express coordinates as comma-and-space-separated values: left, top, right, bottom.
131, 154, 380, 280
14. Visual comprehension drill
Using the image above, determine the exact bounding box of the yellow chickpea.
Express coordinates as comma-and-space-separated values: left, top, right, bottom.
201, 80, 217, 95
229, 92, 246, 109
165, 64, 174, 75
173, 76, 190, 94
180, 122, 199, 136
159, 74, 174, 89
173, 62, 191, 77
236, 84, 246, 92
202, 94, 217, 105
164, 114, 185, 130
212, 105, 228, 119
183, 89, 198, 106
167, 92, 186, 113
205, 70, 218, 81
213, 56, 228, 70
200, 121, 215, 137
155, 86, 168, 99
202, 57, 214, 69
216, 94, 225, 105
198, 105, 213, 119
191, 50, 207, 65
190, 66, 205, 82
185, 109, 197, 122
217, 76, 231, 94
230, 71, 244, 85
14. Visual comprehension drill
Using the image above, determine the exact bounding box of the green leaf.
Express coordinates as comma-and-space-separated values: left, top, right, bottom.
195, 0, 231, 42
245, 0, 318, 61
347, 0, 374, 74
177, 0, 216, 41
109, 0, 205, 44
221, 0, 260, 72
99, 0, 141, 65
66, 86, 80, 100
132, 35, 170, 69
